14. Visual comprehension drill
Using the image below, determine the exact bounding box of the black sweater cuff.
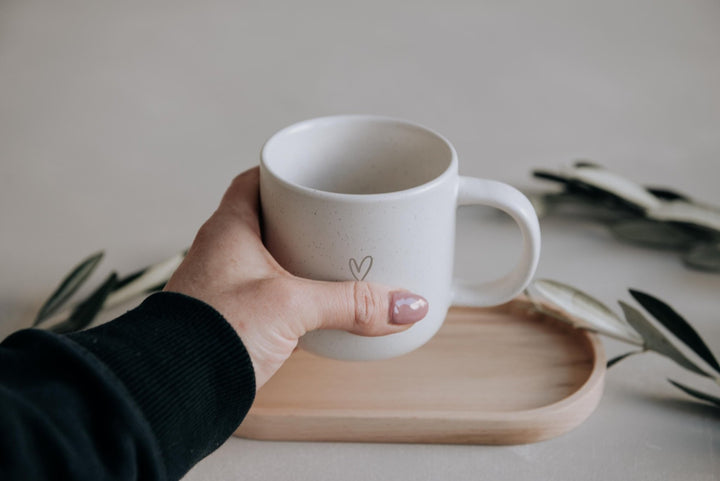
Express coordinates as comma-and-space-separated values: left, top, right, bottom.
69, 291, 255, 480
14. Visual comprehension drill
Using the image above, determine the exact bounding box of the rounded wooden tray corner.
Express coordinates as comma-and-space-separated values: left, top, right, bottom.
236, 299, 606, 445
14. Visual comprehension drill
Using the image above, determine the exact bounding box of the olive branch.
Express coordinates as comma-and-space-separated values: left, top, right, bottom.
530, 161, 720, 272
32, 250, 185, 333
526, 280, 720, 408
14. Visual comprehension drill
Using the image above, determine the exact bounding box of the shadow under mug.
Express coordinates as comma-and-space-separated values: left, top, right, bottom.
259, 115, 541, 361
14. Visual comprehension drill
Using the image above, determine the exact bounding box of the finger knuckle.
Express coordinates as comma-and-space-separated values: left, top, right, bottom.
352, 282, 377, 329
229, 168, 257, 191
193, 219, 217, 247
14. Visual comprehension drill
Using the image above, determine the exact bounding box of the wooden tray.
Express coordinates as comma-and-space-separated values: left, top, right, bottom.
235, 300, 605, 445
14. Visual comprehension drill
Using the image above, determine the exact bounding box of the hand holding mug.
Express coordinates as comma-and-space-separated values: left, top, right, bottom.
260, 115, 541, 360
165, 168, 429, 389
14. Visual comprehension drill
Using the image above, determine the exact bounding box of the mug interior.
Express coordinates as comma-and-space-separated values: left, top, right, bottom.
261, 116, 454, 195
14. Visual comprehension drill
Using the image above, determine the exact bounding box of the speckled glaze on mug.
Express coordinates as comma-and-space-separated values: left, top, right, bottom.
259, 115, 541, 361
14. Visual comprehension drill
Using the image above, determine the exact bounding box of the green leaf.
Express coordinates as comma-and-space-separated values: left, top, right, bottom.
34, 251, 104, 325
573, 160, 603, 169
567, 164, 661, 212
609, 219, 697, 249
143, 281, 167, 294
683, 242, 720, 272
114, 267, 148, 290
668, 379, 720, 408
103, 251, 185, 309
606, 350, 644, 368
618, 301, 710, 378
646, 187, 691, 202
531, 280, 642, 344
629, 289, 720, 375
538, 192, 636, 223
648, 198, 720, 233
50, 272, 118, 334
532, 170, 570, 185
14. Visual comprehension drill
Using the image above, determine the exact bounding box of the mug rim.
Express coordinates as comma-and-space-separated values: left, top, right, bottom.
259, 114, 458, 202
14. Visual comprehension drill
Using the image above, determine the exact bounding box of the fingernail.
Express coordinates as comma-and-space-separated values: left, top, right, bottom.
390, 291, 429, 325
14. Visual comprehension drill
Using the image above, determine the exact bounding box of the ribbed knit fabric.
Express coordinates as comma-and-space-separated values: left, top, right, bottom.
1, 327, 165, 480
68, 292, 256, 480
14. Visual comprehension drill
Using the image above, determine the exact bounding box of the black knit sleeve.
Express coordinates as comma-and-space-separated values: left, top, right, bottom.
0, 291, 256, 481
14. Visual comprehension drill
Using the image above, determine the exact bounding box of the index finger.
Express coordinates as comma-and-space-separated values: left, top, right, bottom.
216, 166, 261, 235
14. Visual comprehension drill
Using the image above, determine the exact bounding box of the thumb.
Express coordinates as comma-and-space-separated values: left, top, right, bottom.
303, 280, 429, 336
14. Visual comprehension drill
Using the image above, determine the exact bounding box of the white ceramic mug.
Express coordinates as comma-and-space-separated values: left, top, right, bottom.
259, 115, 541, 361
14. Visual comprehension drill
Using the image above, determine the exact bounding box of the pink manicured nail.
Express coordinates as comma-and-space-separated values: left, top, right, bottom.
390, 291, 429, 325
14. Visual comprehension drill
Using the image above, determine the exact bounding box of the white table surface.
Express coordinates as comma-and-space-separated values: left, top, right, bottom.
1, 0, 719, 479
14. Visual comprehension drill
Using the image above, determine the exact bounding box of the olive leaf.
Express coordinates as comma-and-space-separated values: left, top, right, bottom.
565, 164, 661, 212
609, 219, 700, 249
102, 251, 185, 308
50, 272, 119, 334
35, 250, 185, 328
114, 267, 148, 290
646, 187, 691, 202
629, 290, 720, 375
573, 160, 603, 169
683, 242, 720, 272
535, 192, 635, 223
531, 279, 643, 344
531, 164, 720, 274
34, 251, 104, 325
668, 379, 720, 407
648, 199, 720, 233
533, 170, 638, 216
618, 301, 710, 378
534, 167, 692, 204
532, 169, 570, 185
606, 350, 644, 368
531, 278, 719, 409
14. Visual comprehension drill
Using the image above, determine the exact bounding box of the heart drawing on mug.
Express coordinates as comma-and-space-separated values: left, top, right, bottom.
349, 255, 374, 281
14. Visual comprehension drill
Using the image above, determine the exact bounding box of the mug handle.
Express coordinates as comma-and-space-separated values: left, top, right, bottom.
451, 176, 541, 306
